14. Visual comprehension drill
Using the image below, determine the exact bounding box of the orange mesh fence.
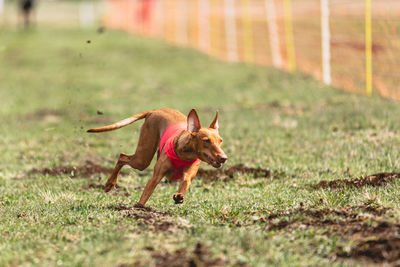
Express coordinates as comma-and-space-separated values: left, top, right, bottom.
104, 0, 400, 100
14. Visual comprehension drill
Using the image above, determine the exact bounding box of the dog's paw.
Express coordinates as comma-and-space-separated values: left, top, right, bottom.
173, 193, 184, 204
104, 183, 114, 192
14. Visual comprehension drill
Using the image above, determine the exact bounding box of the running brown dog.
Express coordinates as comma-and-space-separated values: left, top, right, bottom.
87, 108, 227, 206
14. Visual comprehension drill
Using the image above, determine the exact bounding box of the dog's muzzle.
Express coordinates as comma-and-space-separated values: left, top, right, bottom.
218, 155, 228, 163
203, 153, 227, 168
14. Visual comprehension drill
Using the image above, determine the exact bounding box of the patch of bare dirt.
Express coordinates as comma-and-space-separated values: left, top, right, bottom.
334, 220, 400, 264
339, 233, 400, 263
253, 101, 307, 116
111, 204, 190, 233
197, 164, 280, 183
24, 109, 65, 120
250, 204, 400, 263
312, 172, 400, 189
28, 160, 126, 178
251, 204, 388, 230
129, 243, 227, 267
29, 162, 278, 182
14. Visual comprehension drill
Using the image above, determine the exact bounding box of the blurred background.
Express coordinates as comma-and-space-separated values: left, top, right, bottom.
104, 0, 400, 100
2, 0, 400, 99
0, 0, 104, 28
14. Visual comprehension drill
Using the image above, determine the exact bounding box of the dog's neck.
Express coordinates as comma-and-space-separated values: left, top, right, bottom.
174, 131, 198, 162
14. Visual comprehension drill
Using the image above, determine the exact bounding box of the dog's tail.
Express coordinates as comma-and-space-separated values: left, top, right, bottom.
87, 111, 151, 133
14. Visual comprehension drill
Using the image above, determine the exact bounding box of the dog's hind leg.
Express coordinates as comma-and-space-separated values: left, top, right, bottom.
104, 153, 131, 192
104, 122, 159, 192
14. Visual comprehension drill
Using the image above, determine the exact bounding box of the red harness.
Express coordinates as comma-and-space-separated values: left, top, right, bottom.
159, 122, 200, 180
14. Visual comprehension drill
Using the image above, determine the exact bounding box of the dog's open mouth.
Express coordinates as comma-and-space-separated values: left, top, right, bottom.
203, 153, 222, 168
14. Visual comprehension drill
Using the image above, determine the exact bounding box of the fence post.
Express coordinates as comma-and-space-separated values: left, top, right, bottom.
224, 0, 238, 61
142, 0, 153, 36
0, 0, 4, 15
365, 0, 372, 95
321, 0, 331, 85
177, 0, 188, 45
129, 0, 137, 33
153, 0, 164, 38
265, 0, 282, 68
283, 0, 296, 72
241, 0, 254, 63
79, 2, 95, 28
199, 0, 211, 53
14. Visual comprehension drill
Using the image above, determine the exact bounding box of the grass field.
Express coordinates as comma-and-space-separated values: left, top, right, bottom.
2, 22, 400, 266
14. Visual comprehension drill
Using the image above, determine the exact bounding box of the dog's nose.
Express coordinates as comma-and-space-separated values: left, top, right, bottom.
219, 155, 228, 163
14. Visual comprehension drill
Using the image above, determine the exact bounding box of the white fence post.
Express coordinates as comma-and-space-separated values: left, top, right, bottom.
265, 0, 282, 68
79, 2, 96, 28
224, 0, 238, 62
365, 0, 372, 95
0, 0, 4, 15
177, 0, 188, 45
321, 0, 331, 85
198, 0, 210, 53
154, 0, 164, 37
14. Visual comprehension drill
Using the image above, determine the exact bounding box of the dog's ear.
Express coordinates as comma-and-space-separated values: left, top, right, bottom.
187, 109, 201, 133
209, 110, 219, 130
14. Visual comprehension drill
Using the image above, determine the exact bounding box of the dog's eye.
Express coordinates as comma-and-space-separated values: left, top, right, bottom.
203, 139, 211, 143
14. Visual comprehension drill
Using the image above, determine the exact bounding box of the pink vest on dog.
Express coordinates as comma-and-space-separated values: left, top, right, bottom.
159, 122, 200, 180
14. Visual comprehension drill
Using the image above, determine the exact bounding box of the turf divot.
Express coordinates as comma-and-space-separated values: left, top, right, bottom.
249, 204, 400, 263
111, 204, 191, 233
197, 164, 282, 183
312, 172, 400, 189
125, 243, 226, 267
28, 160, 127, 178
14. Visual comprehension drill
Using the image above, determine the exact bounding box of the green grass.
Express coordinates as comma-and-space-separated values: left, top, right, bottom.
1, 25, 400, 266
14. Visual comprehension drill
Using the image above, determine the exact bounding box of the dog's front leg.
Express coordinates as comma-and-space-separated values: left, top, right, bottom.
137, 155, 171, 206
173, 162, 200, 204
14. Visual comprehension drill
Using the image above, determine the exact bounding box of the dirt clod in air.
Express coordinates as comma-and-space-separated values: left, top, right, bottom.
197, 164, 280, 183
28, 160, 126, 178
312, 172, 400, 189
97, 26, 105, 34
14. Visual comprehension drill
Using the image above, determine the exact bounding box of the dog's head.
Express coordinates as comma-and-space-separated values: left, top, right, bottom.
187, 109, 227, 168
